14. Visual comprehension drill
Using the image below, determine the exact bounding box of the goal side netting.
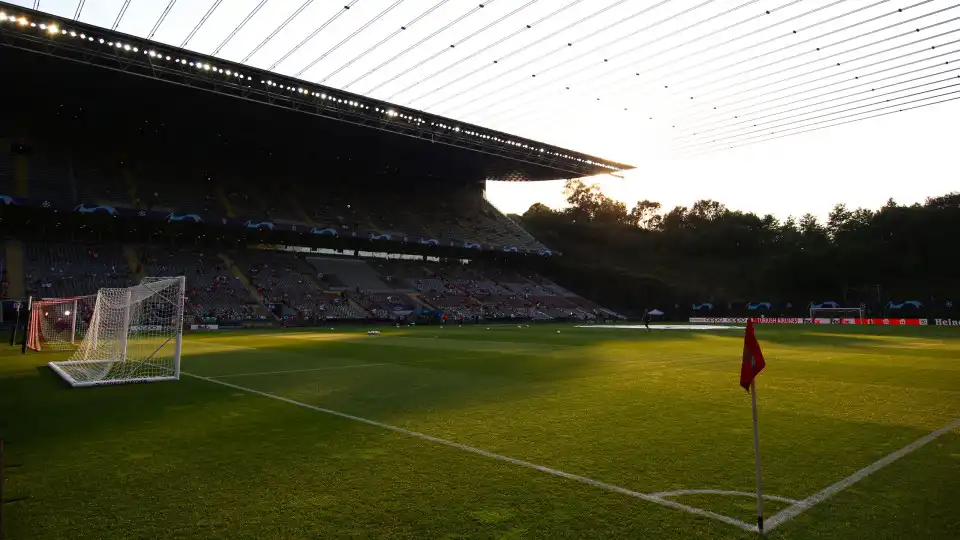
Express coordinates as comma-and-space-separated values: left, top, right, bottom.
26, 295, 97, 352
48, 277, 186, 388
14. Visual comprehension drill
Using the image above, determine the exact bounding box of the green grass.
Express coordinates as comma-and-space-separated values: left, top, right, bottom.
1, 324, 958, 539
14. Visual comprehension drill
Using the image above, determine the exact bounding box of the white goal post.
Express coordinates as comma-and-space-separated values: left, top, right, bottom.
25, 295, 97, 351
809, 307, 863, 320
47, 277, 186, 388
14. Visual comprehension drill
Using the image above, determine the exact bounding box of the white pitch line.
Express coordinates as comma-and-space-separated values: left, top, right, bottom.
183, 372, 756, 532
765, 418, 960, 532
651, 489, 801, 504
209, 363, 388, 378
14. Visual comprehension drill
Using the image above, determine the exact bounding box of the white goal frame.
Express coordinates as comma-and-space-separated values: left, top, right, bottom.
47, 276, 186, 388
809, 307, 863, 320
25, 295, 97, 351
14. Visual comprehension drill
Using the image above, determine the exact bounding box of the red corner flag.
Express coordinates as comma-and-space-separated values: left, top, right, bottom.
739, 320, 766, 391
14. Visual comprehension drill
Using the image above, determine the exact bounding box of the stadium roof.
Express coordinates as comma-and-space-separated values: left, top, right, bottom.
4, 1, 960, 164
0, 2, 632, 181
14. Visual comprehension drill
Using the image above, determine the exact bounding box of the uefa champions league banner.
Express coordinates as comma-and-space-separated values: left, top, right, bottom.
689, 317, 929, 325
1, 195, 543, 254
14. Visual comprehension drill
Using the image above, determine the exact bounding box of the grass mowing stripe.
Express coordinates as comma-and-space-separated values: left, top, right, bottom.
209, 363, 389, 378
765, 418, 960, 532
182, 371, 758, 532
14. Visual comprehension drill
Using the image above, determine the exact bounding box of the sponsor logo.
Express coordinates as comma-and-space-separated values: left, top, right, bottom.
190, 324, 220, 330
689, 317, 930, 326
934, 319, 960, 326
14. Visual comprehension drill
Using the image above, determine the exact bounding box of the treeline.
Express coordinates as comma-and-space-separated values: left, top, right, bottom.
520, 180, 960, 315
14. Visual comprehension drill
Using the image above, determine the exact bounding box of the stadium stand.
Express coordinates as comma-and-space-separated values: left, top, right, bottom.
25, 243, 132, 299
0, 27, 623, 327
138, 246, 261, 324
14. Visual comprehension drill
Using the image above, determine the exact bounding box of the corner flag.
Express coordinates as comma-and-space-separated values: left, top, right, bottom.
740, 320, 766, 391
739, 319, 767, 534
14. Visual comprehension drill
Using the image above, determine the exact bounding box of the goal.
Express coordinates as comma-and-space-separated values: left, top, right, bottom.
809, 306, 863, 321
25, 295, 97, 351
47, 277, 186, 387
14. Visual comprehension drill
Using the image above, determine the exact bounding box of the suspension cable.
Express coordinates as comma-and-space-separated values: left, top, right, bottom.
685, 89, 960, 155
358, 0, 539, 93
438, 0, 695, 116
212, 0, 270, 57
147, 1, 177, 40
679, 53, 960, 139
451, 0, 759, 120
382, 0, 577, 100
112, 0, 131, 30
680, 74, 960, 149
339, 0, 501, 90
472, 0, 855, 124
416, 0, 632, 110
268, 1, 362, 71
295, 0, 407, 78
181, 0, 223, 48
324, 0, 456, 86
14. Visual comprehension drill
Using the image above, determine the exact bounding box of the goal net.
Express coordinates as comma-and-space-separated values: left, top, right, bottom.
47, 277, 186, 387
809, 307, 863, 321
26, 295, 97, 351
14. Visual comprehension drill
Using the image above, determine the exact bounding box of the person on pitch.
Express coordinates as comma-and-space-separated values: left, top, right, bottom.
642, 309, 652, 332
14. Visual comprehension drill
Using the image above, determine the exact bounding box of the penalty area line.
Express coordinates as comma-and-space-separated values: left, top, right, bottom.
765, 418, 960, 532
183, 371, 755, 532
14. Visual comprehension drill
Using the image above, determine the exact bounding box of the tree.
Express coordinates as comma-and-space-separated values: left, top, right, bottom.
628, 200, 662, 228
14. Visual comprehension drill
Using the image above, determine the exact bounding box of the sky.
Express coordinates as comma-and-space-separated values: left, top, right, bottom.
8, 0, 960, 220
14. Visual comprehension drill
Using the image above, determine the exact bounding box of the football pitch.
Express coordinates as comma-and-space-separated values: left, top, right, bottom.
1, 324, 957, 539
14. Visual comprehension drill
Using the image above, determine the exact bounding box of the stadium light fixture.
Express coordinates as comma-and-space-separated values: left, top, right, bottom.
0, 13, 7, 22
49, 25, 58, 34
124, 44, 130, 51
70, 31, 77, 36
39, 23, 46, 29
18, 17, 27, 26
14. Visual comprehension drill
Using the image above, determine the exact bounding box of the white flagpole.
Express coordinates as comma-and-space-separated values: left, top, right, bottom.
750, 379, 764, 534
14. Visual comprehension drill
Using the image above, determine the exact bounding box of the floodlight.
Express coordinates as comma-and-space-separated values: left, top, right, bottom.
124, 44, 130, 51
49, 25, 58, 34
70, 31, 76, 36
132, 47, 138, 52
80, 33, 85, 38
64, 310, 71, 316
40, 23, 46, 29
165, 56, 171, 60
0, 13, 7, 22
99, 38, 104, 43
19, 17, 28, 26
